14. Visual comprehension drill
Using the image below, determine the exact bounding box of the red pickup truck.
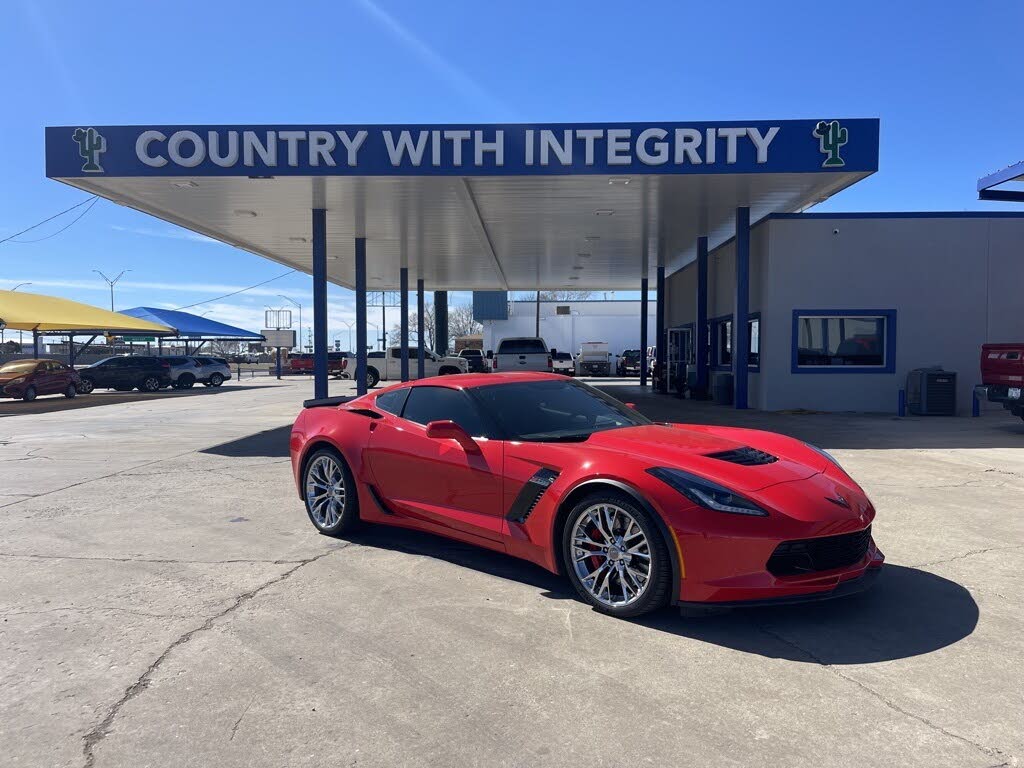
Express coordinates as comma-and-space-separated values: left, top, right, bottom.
981, 343, 1024, 420
288, 352, 348, 376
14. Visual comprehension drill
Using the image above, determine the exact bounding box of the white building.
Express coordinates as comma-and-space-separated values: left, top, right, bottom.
478, 299, 655, 358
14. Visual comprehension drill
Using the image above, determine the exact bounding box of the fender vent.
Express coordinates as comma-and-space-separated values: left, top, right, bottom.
506, 468, 560, 524
705, 447, 777, 466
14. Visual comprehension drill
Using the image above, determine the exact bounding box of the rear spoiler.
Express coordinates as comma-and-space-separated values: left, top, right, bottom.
303, 395, 357, 409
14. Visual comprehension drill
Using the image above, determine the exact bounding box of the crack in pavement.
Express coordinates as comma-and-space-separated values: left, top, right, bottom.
909, 545, 1024, 569
0, 552, 315, 565
752, 622, 1015, 765
80, 544, 348, 768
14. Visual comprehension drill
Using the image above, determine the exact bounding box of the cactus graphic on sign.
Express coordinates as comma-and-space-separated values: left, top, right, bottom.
72, 127, 106, 172
813, 120, 848, 168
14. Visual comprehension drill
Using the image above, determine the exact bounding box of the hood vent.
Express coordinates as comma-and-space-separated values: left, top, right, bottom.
705, 446, 778, 466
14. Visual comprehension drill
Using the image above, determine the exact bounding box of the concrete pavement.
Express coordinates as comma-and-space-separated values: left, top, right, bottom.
1, 377, 1021, 767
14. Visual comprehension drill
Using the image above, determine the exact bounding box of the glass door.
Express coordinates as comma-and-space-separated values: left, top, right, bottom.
666, 328, 692, 393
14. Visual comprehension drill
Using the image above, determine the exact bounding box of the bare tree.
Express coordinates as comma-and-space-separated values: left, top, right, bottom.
514, 290, 594, 301
389, 303, 481, 351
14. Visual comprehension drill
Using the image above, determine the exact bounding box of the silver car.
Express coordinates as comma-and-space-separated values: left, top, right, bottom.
193, 356, 232, 387
163, 356, 206, 389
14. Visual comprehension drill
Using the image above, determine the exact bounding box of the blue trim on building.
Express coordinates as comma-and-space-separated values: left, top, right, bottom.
790, 309, 896, 374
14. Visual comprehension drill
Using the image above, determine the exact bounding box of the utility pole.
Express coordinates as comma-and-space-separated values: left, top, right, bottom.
93, 269, 131, 311
535, 290, 541, 337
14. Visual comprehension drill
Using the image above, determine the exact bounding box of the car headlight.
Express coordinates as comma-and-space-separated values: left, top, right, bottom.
6, 376, 26, 386
647, 467, 768, 517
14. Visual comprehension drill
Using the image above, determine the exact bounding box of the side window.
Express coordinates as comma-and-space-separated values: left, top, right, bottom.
375, 387, 410, 416
402, 386, 489, 437
390, 348, 402, 359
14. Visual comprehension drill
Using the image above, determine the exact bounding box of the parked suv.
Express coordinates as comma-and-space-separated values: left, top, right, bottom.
492, 337, 551, 373
457, 348, 488, 373
193, 356, 232, 387
77, 356, 172, 393
164, 356, 206, 389
617, 349, 642, 376
0, 359, 81, 401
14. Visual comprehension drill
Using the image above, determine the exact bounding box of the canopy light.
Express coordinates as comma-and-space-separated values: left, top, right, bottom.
233, 209, 257, 217
608, 177, 631, 185
171, 180, 198, 189
288, 236, 309, 243
595, 209, 615, 216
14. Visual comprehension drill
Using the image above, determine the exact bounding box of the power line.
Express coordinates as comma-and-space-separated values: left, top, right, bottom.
0, 195, 99, 245
173, 270, 298, 310
7, 198, 100, 243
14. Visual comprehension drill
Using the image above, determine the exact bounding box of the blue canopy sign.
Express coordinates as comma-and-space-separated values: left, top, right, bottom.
47, 120, 879, 179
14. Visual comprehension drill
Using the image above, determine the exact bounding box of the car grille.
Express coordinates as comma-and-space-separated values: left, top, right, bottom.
705, 446, 778, 465
766, 526, 872, 576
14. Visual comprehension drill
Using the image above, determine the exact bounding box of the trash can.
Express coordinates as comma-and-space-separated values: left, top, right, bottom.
713, 373, 733, 405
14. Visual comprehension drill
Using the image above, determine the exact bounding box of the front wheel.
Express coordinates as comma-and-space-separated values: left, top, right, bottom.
64, 384, 77, 399
139, 376, 162, 392
561, 490, 672, 618
23, 386, 37, 402
365, 366, 380, 388
302, 448, 359, 535
77, 377, 95, 394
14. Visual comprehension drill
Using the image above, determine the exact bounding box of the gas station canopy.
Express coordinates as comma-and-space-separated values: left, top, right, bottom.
46, 120, 879, 289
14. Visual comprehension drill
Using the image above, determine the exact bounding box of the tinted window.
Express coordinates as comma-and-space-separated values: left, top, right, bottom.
375, 387, 410, 416
460, 349, 482, 357
470, 379, 650, 441
402, 386, 489, 437
498, 339, 547, 355
796, 315, 886, 367
553, 352, 573, 361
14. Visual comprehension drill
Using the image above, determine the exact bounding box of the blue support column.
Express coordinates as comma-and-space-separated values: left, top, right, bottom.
639, 277, 649, 387
416, 279, 426, 379
312, 208, 329, 400
734, 207, 750, 409
434, 290, 448, 355
400, 268, 410, 381
695, 236, 709, 398
655, 264, 666, 393
355, 237, 368, 396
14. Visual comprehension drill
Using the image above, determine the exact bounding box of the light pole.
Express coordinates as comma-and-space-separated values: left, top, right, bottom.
93, 269, 131, 311
278, 295, 303, 352
7, 282, 31, 345
340, 320, 354, 353
367, 322, 380, 351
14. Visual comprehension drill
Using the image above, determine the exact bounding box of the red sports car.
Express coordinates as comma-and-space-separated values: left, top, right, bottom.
290, 372, 883, 618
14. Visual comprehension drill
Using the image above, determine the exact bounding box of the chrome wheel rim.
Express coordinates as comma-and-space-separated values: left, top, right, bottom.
79, 379, 93, 393
305, 455, 346, 529
570, 503, 652, 608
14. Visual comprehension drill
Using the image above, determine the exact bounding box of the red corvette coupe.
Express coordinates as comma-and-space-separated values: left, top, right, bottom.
290, 373, 883, 618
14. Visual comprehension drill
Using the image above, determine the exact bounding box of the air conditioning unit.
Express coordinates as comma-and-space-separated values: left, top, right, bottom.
907, 367, 957, 416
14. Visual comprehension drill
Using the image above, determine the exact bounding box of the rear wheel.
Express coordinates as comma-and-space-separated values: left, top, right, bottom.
208, 372, 224, 387
139, 376, 161, 392
438, 366, 460, 376
561, 490, 672, 618
64, 383, 77, 399
23, 386, 37, 402
176, 374, 195, 389
302, 448, 359, 535
365, 366, 380, 388
77, 377, 95, 394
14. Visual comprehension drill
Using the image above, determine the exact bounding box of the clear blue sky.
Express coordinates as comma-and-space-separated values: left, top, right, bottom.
2, 0, 1021, 344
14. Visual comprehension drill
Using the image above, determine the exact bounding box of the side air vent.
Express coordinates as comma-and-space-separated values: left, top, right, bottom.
505, 468, 560, 524
705, 446, 778, 466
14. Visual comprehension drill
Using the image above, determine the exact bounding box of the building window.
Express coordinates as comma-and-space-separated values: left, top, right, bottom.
791, 310, 896, 374
555, 305, 571, 315
711, 315, 759, 369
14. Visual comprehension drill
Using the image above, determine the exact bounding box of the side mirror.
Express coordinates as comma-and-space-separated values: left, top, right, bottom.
425, 420, 480, 453
486, 350, 493, 359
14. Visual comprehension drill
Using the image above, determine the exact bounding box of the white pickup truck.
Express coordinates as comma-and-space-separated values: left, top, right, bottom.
491, 337, 552, 373
576, 341, 612, 376
364, 346, 468, 387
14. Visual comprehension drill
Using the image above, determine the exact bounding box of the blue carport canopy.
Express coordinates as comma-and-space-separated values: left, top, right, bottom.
120, 307, 264, 341
978, 160, 1024, 202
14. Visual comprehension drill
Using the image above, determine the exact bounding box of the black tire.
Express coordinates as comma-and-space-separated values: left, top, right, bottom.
177, 374, 195, 389
365, 366, 380, 388
23, 386, 37, 402
301, 447, 360, 536
64, 383, 77, 399
438, 366, 460, 376
77, 377, 95, 394
560, 488, 672, 618
208, 373, 224, 387
139, 376, 162, 392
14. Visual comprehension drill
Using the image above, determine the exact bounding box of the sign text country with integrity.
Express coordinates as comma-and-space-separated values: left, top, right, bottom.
134, 127, 782, 170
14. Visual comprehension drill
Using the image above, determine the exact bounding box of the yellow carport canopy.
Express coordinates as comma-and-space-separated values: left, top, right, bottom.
0, 290, 175, 335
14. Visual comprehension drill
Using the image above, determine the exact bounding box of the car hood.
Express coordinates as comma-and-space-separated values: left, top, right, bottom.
583, 424, 829, 492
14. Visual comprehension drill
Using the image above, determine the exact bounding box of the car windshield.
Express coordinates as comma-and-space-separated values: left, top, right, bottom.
469, 379, 650, 442
0, 361, 38, 373
622, 350, 640, 359
460, 350, 482, 356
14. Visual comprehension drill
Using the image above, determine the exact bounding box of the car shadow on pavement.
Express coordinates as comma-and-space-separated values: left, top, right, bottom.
341, 526, 980, 665
636, 565, 979, 665
200, 425, 293, 457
